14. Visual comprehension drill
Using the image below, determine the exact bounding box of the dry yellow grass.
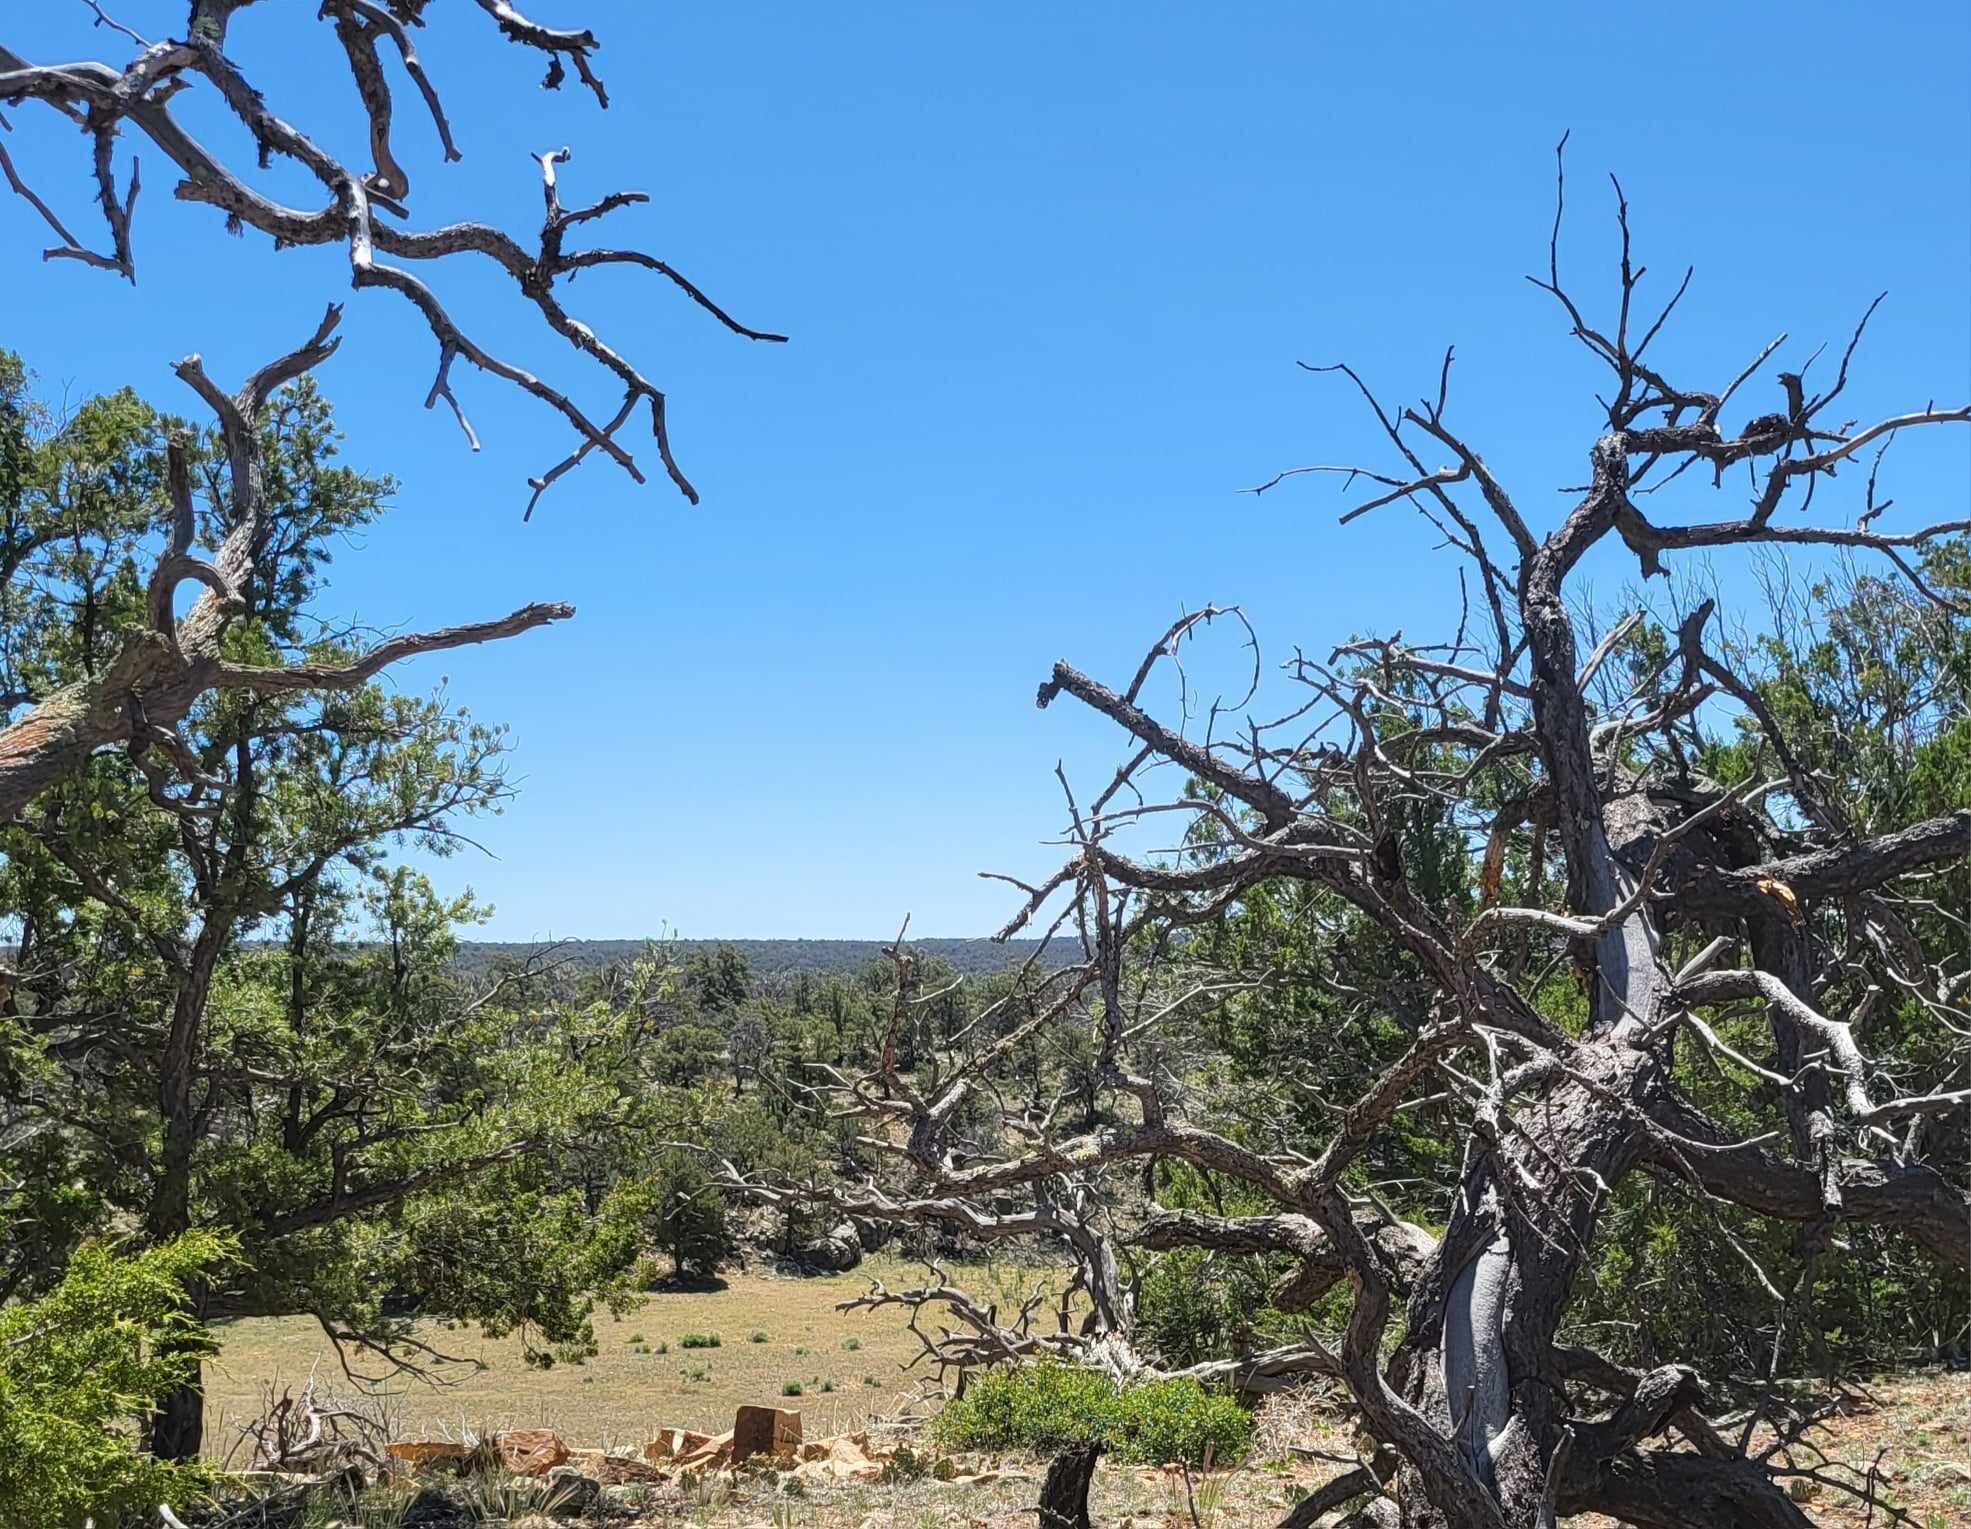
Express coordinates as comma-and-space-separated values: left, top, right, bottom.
201, 1256, 1063, 1456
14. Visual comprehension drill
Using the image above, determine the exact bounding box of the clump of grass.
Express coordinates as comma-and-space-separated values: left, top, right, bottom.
653, 1340, 669, 1354
749, 1330, 770, 1343
819, 1379, 835, 1393
679, 1331, 721, 1350
841, 1337, 861, 1352
863, 1374, 881, 1389
681, 1363, 712, 1383
781, 1380, 803, 1397
627, 1332, 645, 1344
880, 1444, 930, 1484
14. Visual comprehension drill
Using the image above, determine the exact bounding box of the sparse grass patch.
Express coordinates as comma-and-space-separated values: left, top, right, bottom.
202, 1260, 1070, 1445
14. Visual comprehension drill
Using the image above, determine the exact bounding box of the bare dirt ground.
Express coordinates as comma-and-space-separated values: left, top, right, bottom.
206, 1270, 1969, 1526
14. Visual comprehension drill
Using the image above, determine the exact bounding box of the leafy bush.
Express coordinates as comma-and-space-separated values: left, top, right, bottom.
933, 1359, 1114, 1455
0, 1234, 232, 1529
781, 1379, 803, 1396
932, 1360, 1253, 1467
1112, 1374, 1253, 1467
750, 1330, 770, 1343
679, 1331, 721, 1349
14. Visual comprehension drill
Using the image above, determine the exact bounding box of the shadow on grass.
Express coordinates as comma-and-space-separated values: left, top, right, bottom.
642, 1271, 730, 1295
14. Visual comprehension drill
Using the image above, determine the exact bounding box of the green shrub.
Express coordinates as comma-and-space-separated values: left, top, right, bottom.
932, 1360, 1250, 1467
1134, 1167, 1304, 1367
1112, 1374, 1253, 1467
1136, 1248, 1248, 1367
781, 1379, 804, 1396
0, 1233, 233, 1529
749, 1330, 770, 1343
932, 1360, 1116, 1455
841, 1336, 860, 1351
679, 1331, 721, 1349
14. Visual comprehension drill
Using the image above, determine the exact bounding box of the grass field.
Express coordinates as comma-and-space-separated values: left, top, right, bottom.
202, 1274, 1970, 1526
201, 1257, 1064, 1458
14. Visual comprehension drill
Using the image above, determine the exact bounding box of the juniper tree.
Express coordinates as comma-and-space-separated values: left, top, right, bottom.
728, 158, 1969, 1529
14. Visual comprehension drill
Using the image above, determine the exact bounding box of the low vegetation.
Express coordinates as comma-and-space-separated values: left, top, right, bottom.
933, 1361, 1254, 1468
0, 1236, 229, 1529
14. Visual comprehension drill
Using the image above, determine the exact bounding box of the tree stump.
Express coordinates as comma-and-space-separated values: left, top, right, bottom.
1037, 1442, 1103, 1529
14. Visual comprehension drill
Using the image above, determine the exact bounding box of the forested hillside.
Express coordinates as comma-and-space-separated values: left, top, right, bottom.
450, 938, 1052, 982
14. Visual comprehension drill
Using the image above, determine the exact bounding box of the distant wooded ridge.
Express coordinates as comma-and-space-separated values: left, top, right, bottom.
6, 937, 1056, 982
448, 937, 1052, 980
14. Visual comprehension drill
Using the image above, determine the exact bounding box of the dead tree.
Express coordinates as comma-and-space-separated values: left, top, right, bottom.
725, 156, 1968, 1529
0, 1, 782, 822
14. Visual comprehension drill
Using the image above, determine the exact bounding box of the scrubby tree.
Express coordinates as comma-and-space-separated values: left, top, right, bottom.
0, 361, 657, 1459
647, 1147, 730, 1282
729, 160, 1968, 1529
1, 2, 779, 1476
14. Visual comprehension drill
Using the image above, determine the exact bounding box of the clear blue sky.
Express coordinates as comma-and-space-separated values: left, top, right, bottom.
4, 3, 1966, 940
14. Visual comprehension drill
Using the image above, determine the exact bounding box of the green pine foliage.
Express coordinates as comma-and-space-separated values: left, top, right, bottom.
0, 1234, 232, 1528
649, 1150, 731, 1281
